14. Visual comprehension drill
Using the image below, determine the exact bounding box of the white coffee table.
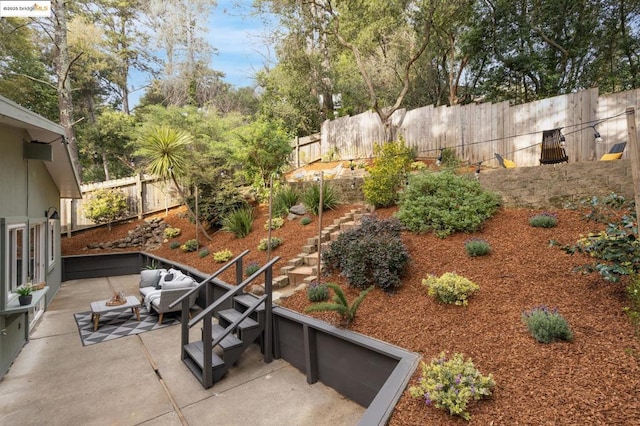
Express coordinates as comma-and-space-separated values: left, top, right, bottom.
90, 295, 141, 331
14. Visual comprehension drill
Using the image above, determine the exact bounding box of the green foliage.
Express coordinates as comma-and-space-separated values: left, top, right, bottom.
409, 352, 496, 421
323, 216, 409, 292
301, 183, 338, 215
164, 227, 181, 239
213, 249, 233, 263
180, 239, 198, 252
169, 241, 181, 250
464, 238, 491, 257
137, 125, 193, 180
522, 306, 573, 343
362, 140, 414, 207
396, 171, 501, 237
258, 237, 283, 251
16, 286, 33, 296
422, 272, 479, 306
304, 283, 374, 326
529, 212, 558, 228
306, 282, 330, 303
264, 217, 285, 230
272, 185, 300, 217
624, 274, 640, 330
244, 261, 261, 277
235, 119, 292, 188
221, 207, 255, 238
300, 216, 312, 226
198, 248, 210, 258
83, 188, 129, 230
560, 194, 639, 282
438, 147, 460, 170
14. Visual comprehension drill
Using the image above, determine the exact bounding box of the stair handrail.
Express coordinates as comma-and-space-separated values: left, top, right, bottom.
188, 255, 280, 328
210, 294, 268, 349
168, 249, 250, 310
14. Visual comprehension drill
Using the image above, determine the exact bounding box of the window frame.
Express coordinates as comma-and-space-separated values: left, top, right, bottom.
6, 221, 27, 301
29, 220, 45, 284
47, 218, 56, 271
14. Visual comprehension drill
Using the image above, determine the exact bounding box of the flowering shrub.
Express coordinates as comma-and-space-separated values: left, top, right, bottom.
244, 261, 261, 277
464, 238, 491, 257
213, 249, 233, 263
180, 239, 198, 252
163, 227, 181, 239
307, 282, 330, 302
522, 306, 573, 343
529, 212, 558, 228
422, 272, 479, 306
362, 139, 414, 207
264, 217, 285, 230
409, 352, 495, 421
258, 237, 283, 251
322, 216, 409, 292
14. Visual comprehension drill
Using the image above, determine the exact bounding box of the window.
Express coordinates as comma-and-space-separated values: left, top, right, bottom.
7, 223, 27, 298
47, 218, 56, 270
29, 222, 45, 284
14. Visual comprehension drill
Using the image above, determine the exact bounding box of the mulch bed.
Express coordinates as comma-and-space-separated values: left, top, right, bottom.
63, 204, 640, 424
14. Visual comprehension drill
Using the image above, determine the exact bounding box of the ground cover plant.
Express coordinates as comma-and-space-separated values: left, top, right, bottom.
464, 238, 491, 257
422, 272, 479, 306
529, 212, 558, 228
396, 171, 501, 237
522, 306, 573, 343
62, 203, 640, 424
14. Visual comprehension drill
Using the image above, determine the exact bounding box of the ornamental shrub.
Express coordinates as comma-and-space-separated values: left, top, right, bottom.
396, 171, 501, 237
409, 352, 495, 421
529, 212, 558, 228
300, 216, 312, 226
560, 194, 639, 282
273, 186, 300, 217
522, 306, 573, 343
304, 283, 374, 326
625, 274, 640, 329
258, 237, 283, 251
464, 238, 491, 257
264, 217, 285, 230
306, 282, 330, 302
83, 188, 129, 231
322, 215, 409, 292
180, 239, 198, 252
422, 272, 479, 306
362, 139, 414, 207
163, 227, 181, 239
198, 248, 209, 258
169, 241, 181, 250
244, 261, 261, 277
213, 249, 233, 263
301, 183, 338, 215
221, 207, 254, 238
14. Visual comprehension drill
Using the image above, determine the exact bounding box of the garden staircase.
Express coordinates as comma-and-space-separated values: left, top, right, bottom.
169, 250, 278, 389
275, 208, 367, 288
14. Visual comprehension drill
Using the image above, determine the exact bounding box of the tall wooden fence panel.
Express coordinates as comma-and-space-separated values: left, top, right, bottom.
313, 87, 638, 168
60, 175, 182, 233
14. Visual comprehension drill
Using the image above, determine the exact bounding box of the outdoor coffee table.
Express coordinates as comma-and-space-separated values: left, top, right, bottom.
90, 295, 141, 331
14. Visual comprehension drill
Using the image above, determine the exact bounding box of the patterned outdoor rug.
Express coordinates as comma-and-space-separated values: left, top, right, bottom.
73, 308, 181, 346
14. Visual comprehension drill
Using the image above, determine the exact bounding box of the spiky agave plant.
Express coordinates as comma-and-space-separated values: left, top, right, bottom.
304, 283, 374, 326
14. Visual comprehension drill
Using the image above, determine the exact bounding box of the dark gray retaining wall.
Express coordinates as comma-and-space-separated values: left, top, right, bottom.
61, 252, 420, 426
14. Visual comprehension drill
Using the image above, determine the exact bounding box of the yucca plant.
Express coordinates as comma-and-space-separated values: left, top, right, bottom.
304, 283, 374, 326
273, 186, 300, 217
221, 207, 254, 238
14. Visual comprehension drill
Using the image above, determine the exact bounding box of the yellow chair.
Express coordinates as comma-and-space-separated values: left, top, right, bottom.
600, 142, 626, 161
495, 153, 516, 168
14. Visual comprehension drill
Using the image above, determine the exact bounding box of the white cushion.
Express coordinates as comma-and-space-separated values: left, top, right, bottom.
162, 278, 195, 290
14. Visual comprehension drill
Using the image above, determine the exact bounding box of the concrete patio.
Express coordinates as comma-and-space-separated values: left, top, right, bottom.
0, 275, 365, 425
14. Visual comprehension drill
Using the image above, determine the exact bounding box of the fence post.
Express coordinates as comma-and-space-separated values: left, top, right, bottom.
136, 173, 144, 219
624, 107, 640, 227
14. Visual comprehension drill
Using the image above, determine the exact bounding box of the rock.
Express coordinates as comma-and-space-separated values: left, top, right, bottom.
290, 203, 307, 215
287, 212, 302, 221
249, 284, 265, 296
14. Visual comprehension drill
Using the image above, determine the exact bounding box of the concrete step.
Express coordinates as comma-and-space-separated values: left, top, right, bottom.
273, 275, 289, 289
287, 266, 314, 286
287, 258, 303, 268
340, 221, 357, 232
303, 254, 321, 266
280, 265, 296, 275
301, 244, 316, 254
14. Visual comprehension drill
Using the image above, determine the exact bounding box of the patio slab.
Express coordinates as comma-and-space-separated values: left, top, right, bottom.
0, 275, 365, 425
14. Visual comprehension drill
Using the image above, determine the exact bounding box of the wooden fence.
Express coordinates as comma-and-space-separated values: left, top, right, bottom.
291, 87, 640, 168
60, 174, 182, 233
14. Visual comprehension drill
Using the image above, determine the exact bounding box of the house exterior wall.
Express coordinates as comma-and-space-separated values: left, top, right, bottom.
0, 125, 64, 378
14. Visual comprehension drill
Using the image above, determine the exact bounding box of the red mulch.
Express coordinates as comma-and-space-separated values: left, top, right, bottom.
62, 204, 640, 424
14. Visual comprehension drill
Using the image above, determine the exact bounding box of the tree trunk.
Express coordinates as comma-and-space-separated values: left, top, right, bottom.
102, 151, 111, 181
52, 0, 81, 180
171, 174, 211, 240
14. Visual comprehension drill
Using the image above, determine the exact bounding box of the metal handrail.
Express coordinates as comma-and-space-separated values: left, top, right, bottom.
168, 249, 249, 310
188, 256, 280, 328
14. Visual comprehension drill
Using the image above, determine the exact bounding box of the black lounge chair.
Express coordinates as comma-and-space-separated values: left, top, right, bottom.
539, 128, 568, 165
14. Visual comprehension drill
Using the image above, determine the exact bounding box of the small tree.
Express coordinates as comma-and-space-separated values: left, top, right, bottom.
83, 188, 128, 231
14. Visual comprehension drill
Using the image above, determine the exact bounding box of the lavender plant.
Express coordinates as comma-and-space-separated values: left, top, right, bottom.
522, 306, 573, 343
